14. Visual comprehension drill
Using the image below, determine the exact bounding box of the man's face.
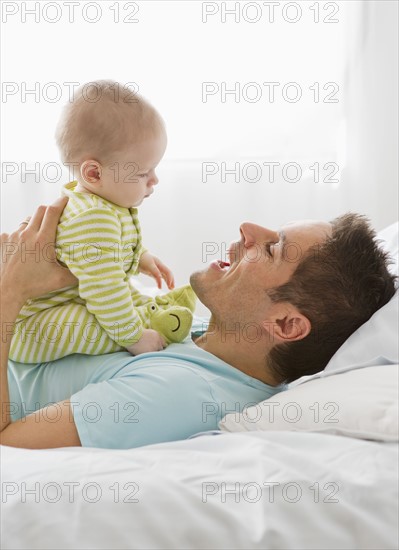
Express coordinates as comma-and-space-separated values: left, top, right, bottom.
190, 220, 332, 323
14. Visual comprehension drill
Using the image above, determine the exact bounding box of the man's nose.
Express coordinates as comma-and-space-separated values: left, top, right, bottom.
240, 222, 279, 247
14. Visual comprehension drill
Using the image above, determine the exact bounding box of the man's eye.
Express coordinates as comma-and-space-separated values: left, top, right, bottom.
265, 244, 273, 257
138, 173, 148, 178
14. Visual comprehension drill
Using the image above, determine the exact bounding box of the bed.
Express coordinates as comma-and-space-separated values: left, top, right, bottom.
1, 222, 398, 550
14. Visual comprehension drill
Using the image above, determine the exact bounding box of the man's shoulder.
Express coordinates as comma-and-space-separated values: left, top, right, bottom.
110, 343, 272, 402
113, 344, 215, 381
61, 345, 214, 381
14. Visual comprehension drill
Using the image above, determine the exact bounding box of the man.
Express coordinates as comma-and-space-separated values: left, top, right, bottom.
1, 199, 396, 449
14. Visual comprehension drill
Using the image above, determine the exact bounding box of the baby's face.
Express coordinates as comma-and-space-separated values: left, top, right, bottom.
100, 130, 167, 208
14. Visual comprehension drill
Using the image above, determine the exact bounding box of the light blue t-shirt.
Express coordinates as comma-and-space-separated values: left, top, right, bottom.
7, 328, 283, 449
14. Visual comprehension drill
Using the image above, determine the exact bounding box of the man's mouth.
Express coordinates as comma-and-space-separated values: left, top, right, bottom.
210, 260, 231, 273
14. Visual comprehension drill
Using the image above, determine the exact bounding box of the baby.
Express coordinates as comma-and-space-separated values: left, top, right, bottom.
10, 80, 196, 363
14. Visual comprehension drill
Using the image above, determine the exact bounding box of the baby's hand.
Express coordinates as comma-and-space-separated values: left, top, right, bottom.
138, 251, 175, 290
126, 329, 166, 355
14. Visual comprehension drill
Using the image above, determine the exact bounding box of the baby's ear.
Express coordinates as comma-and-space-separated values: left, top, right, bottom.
81, 160, 101, 184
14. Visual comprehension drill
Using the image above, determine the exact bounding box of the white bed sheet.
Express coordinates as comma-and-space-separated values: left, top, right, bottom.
1, 431, 398, 550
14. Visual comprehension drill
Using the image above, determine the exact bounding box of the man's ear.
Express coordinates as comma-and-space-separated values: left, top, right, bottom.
262, 303, 311, 344
80, 160, 102, 185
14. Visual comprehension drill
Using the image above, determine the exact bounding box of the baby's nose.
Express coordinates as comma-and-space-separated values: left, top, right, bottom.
150, 173, 159, 186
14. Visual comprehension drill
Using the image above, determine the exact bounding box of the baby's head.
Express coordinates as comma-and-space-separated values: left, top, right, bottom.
56, 80, 167, 208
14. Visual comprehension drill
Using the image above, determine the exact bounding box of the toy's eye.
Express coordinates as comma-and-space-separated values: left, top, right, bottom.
150, 304, 156, 311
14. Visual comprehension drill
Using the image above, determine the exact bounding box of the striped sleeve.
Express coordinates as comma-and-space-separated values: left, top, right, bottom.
57, 207, 143, 347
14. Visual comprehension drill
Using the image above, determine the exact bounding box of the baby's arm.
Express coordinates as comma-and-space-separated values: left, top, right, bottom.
57, 207, 160, 353
138, 251, 175, 290
125, 329, 165, 354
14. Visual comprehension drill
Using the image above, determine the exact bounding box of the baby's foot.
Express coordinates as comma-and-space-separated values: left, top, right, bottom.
155, 284, 197, 313
148, 303, 194, 345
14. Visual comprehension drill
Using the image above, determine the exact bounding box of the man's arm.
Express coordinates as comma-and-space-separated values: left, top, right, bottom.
1, 200, 81, 448
0, 400, 81, 448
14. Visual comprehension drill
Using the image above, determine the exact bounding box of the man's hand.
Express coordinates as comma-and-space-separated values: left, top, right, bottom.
126, 328, 167, 355
0, 198, 81, 447
138, 251, 175, 290
0, 197, 77, 304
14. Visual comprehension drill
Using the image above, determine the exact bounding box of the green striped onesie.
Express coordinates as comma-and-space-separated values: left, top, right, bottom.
9, 181, 158, 363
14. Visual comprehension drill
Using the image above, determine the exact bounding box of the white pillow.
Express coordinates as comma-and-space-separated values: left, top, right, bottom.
219, 364, 398, 442
378, 221, 399, 260
292, 221, 399, 386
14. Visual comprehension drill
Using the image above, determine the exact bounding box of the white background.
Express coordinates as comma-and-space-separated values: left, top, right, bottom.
1, 0, 398, 315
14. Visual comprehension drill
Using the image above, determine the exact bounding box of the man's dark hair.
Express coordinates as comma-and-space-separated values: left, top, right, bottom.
266, 213, 398, 384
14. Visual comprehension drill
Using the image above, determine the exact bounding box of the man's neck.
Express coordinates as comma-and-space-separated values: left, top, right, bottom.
193, 320, 279, 387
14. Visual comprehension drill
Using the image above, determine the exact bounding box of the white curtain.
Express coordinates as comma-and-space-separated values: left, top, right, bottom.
341, 0, 398, 230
